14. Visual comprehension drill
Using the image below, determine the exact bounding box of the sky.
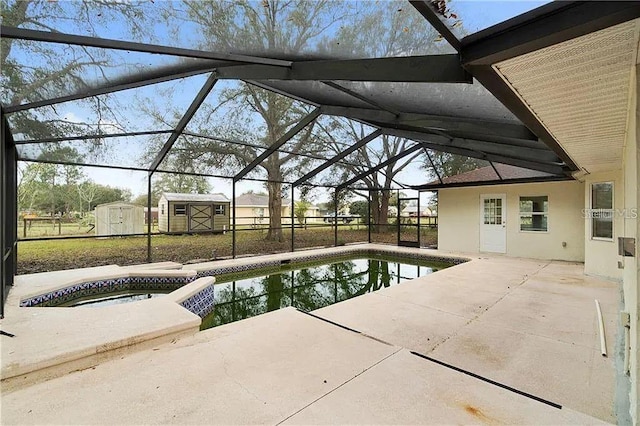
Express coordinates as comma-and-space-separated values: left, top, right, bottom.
7, 0, 550, 207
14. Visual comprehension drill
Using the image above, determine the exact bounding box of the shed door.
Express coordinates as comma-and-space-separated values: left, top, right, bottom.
480, 194, 506, 253
120, 207, 134, 234
108, 207, 122, 234
188, 204, 213, 232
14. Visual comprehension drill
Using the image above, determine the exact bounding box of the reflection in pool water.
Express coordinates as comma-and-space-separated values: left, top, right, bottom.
201, 256, 449, 330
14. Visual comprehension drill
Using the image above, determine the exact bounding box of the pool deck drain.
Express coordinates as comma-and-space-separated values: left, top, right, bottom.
0, 245, 619, 424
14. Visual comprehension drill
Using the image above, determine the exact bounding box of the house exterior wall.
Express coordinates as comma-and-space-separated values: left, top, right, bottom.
438, 180, 585, 261
234, 206, 267, 226
623, 66, 639, 423
233, 205, 319, 225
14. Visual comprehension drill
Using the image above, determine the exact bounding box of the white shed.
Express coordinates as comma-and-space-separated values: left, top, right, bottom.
94, 202, 144, 236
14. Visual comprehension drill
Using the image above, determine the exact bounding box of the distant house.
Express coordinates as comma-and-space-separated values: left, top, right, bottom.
234, 193, 320, 225
158, 193, 230, 234
143, 207, 158, 225
94, 202, 144, 236
401, 205, 436, 217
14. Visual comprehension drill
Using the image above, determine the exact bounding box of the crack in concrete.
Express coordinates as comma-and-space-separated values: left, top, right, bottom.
212, 346, 266, 406
426, 260, 553, 354
275, 347, 403, 425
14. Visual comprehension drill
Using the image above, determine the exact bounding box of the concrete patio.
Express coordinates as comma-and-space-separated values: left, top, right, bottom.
0, 248, 621, 424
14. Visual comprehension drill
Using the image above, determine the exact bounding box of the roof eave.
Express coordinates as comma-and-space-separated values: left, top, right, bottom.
413, 175, 574, 191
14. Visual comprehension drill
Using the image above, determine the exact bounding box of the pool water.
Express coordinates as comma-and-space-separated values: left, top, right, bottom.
201, 255, 451, 330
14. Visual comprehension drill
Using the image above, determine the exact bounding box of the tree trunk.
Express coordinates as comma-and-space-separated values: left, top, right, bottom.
266, 174, 284, 242
379, 189, 390, 226
370, 190, 391, 233
264, 274, 284, 312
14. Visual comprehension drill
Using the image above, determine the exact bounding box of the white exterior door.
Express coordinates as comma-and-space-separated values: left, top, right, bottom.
108, 207, 121, 235
480, 194, 506, 253
120, 207, 134, 234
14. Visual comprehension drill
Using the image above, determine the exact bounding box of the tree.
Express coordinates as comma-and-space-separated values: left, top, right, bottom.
325, 190, 351, 215
91, 185, 132, 206
17, 162, 49, 213
132, 193, 161, 208
423, 151, 486, 179
148, 0, 449, 241
1, 1, 156, 140
389, 192, 409, 212
20, 147, 86, 216
147, 0, 357, 242
77, 181, 100, 216
349, 200, 369, 224
152, 172, 211, 197
314, 0, 443, 231
321, 120, 422, 230
294, 200, 311, 225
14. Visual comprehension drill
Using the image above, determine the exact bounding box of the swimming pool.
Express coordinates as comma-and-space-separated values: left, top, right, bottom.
201, 254, 452, 330
19, 248, 463, 326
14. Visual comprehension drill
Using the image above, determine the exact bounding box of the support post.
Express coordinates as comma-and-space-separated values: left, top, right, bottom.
232, 181, 236, 259
2, 113, 18, 319
334, 189, 339, 247
397, 189, 401, 246
146, 174, 152, 263
291, 185, 295, 253
417, 191, 421, 247
367, 191, 372, 243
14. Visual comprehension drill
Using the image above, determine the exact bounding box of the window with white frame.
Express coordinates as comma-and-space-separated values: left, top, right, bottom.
214, 204, 225, 215
174, 204, 186, 215
519, 196, 548, 231
591, 182, 614, 240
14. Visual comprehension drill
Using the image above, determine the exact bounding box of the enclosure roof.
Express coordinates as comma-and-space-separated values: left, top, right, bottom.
2, 1, 639, 191
161, 193, 230, 203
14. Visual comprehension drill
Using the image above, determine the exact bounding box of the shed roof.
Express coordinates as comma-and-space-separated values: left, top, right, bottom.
95, 201, 141, 208
161, 193, 230, 203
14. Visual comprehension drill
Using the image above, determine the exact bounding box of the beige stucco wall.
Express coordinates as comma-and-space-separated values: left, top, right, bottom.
623, 66, 639, 424
438, 180, 585, 261
234, 205, 319, 226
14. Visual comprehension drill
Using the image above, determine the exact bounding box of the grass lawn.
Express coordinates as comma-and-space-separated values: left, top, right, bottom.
17, 226, 437, 274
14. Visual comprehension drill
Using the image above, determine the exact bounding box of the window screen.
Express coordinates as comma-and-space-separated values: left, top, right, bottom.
591, 182, 613, 239
519, 196, 548, 231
